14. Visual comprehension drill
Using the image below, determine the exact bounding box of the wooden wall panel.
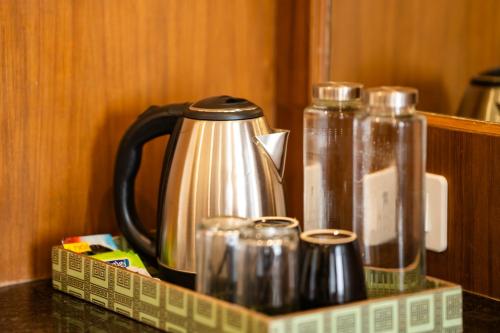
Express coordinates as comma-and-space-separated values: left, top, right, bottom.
0, 0, 276, 285
326, 0, 500, 116
425, 114, 500, 298
275, 0, 310, 222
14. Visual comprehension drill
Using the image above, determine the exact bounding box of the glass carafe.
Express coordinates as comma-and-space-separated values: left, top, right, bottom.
303, 82, 363, 231
353, 87, 427, 296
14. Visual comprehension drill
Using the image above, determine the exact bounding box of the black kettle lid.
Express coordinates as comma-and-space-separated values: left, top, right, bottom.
185, 95, 264, 120
470, 67, 500, 87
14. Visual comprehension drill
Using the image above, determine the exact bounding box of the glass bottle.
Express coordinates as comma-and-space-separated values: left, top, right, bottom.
353, 87, 427, 296
303, 82, 363, 231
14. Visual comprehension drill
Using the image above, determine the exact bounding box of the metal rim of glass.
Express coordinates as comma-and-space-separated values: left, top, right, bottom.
239, 225, 297, 240
199, 216, 252, 231
312, 81, 363, 101
251, 216, 299, 230
300, 229, 357, 245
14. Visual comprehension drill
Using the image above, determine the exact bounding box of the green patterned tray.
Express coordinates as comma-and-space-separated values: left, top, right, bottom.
51, 246, 462, 333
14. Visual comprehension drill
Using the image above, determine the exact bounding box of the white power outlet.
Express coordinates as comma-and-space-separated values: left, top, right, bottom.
425, 173, 448, 252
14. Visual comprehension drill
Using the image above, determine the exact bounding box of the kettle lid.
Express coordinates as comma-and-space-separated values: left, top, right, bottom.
470, 68, 500, 87
185, 95, 264, 120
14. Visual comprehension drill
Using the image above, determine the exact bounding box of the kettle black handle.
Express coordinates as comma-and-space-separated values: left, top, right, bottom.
114, 103, 187, 260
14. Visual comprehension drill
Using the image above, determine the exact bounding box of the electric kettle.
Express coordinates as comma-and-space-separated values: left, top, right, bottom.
457, 67, 500, 123
114, 96, 289, 288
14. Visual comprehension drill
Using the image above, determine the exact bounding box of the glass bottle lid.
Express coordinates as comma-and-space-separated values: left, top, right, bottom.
363, 86, 418, 108
312, 82, 363, 101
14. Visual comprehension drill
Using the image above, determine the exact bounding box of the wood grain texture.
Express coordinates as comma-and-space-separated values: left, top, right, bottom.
0, 0, 277, 285
326, 0, 500, 116
275, 0, 310, 223
309, 0, 332, 84
425, 117, 500, 298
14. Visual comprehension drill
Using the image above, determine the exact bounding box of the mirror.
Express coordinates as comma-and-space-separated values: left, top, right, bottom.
310, 0, 500, 123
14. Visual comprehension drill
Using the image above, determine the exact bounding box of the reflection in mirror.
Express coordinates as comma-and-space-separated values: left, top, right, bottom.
456, 68, 500, 123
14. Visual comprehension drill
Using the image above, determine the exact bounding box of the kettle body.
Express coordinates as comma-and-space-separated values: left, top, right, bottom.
457, 68, 500, 123
114, 96, 288, 288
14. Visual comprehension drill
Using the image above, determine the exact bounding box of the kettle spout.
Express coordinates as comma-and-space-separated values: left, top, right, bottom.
254, 129, 290, 180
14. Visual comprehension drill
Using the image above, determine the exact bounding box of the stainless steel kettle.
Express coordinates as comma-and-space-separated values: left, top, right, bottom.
114, 96, 289, 288
457, 68, 500, 123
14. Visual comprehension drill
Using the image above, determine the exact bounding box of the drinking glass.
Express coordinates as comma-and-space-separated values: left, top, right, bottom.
236, 227, 299, 315
195, 216, 252, 302
299, 229, 367, 309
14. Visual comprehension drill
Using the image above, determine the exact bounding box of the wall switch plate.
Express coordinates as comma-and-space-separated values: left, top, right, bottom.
362, 166, 397, 246
304, 162, 326, 230
425, 173, 448, 252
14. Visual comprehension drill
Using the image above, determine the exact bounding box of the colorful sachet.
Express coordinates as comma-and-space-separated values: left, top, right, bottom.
62, 234, 151, 277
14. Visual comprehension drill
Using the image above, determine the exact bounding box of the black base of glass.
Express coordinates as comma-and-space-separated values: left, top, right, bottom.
158, 264, 196, 290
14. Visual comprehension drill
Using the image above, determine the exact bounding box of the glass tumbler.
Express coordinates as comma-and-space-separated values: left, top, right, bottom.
195, 216, 252, 302
299, 229, 367, 309
236, 227, 299, 315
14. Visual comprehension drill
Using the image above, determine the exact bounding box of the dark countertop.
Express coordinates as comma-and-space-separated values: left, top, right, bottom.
0, 280, 498, 332
0, 280, 161, 332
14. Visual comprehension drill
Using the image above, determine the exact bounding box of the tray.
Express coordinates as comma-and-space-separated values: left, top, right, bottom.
51, 245, 463, 333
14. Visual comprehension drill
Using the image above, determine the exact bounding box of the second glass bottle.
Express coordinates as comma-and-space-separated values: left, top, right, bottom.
353, 87, 427, 296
